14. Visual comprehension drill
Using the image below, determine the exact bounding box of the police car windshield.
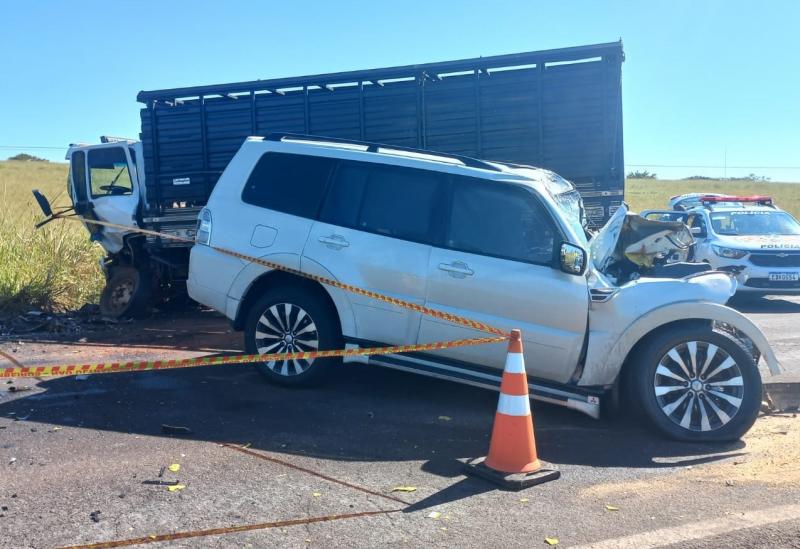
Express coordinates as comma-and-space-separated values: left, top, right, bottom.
710, 211, 800, 236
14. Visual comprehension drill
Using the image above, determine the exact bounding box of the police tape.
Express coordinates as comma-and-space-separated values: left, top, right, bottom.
0, 335, 507, 379
66, 216, 508, 336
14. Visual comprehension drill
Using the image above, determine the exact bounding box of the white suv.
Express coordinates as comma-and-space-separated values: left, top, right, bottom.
187, 134, 780, 441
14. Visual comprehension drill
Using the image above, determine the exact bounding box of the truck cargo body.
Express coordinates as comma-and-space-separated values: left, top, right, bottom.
137, 40, 624, 241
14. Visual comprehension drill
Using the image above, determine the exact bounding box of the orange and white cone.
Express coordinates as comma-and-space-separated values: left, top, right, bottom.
465, 329, 559, 489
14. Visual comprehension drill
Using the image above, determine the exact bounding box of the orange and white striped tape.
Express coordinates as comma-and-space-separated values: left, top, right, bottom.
0, 336, 507, 378
67, 216, 508, 337
0, 215, 512, 379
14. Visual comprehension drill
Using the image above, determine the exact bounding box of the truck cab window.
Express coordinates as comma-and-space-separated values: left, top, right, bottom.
88, 147, 133, 198
70, 151, 88, 202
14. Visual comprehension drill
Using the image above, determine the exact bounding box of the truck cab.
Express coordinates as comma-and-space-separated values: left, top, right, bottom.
66, 137, 142, 253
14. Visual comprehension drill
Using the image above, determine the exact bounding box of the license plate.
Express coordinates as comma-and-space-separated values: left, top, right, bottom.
768, 272, 800, 282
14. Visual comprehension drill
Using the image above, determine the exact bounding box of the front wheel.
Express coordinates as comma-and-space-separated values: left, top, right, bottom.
99, 266, 152, 318
244, 286, 341, 387
629, 326, 761, 442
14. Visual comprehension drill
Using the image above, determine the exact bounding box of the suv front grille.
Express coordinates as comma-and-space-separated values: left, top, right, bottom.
748, 252, 800, 267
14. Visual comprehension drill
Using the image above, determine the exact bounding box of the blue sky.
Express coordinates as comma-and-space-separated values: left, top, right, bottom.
1, 0, 798, 181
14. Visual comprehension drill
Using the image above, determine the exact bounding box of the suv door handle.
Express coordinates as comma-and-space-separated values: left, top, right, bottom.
318, 234, 350, 249
438, 261, 474, 278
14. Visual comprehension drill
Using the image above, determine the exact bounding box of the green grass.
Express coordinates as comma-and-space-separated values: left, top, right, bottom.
625, 178, 800, 218
0, 161, 103, 315
0, 159, 798, 316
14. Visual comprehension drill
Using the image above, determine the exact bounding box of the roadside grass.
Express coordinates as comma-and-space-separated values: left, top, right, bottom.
625, 178, 800, 217
0, 161, 103, 316
0, 159, 798, 316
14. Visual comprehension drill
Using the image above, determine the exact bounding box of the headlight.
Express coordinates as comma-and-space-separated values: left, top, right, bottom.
712, 245, 747, 259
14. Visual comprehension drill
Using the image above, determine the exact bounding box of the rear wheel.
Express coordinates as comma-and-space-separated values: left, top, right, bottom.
629, 326, 761, 442
99, 266, 151, 318
244, 286, 341, 386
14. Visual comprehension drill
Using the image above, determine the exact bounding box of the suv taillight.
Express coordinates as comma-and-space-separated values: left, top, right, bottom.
196, 208, 212, 245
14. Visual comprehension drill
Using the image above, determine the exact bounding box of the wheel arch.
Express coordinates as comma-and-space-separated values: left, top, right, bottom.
580, 301, 781, 387
232, 269, 353, 337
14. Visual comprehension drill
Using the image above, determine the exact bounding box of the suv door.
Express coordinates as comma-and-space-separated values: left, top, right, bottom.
418, 176, 589, 384
303, 160, 447, 345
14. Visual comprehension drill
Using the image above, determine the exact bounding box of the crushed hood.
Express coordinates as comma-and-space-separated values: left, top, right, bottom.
591, 204, 695, 273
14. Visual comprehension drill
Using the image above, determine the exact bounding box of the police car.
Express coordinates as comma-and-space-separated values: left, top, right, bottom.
643, 194, 800, 294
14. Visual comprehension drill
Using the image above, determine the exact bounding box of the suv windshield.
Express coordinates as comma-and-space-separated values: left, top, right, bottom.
710, 211, 800, 236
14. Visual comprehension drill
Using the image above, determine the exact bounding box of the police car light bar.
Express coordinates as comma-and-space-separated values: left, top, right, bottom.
701, 195, 773, 205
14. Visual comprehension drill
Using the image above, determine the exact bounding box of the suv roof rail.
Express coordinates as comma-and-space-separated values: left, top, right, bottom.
265, 132, 503, 173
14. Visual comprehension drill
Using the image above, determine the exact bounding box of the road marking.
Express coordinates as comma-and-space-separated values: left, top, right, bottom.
572, 503, 800, 549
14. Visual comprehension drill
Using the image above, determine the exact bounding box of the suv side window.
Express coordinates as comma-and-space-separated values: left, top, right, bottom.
242, 152, 336, 218
320, 161, 446, 244
447, 177, 557, 265
358, 164, 446, 243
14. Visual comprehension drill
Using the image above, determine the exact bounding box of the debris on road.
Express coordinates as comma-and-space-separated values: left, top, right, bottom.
8, 457, 16, 465
161, 424, 193, 436
427, 511, 441, 520
544, 537, 559, 545
519, 498, 529, 503
8, 385, 31, 393
391, 486, 417, 493
167, 484, 186, 492
90, 511, 101, 523
605, 504, 619, 511
168, 463, 181, 473
438, 415, 452, 421
312, 492, 321, 497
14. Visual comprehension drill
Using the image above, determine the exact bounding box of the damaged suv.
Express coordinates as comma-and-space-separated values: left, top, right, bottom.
188, 134, 780, 441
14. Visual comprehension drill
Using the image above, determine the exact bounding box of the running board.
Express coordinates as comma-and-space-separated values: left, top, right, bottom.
343, 341, 602, 419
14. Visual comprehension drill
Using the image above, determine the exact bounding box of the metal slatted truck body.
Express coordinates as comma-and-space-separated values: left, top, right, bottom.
52, 41, 624, 317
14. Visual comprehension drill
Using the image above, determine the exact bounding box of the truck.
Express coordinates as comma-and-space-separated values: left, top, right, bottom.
42, 41, 625, 318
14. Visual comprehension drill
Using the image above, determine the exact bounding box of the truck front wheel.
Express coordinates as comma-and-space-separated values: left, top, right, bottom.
99, 266, 152, 318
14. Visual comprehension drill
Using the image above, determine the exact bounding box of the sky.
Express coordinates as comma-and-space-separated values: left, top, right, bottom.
1, 0, 798, 181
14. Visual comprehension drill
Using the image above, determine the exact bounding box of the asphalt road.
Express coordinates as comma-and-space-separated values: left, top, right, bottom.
0, 297, 799, 549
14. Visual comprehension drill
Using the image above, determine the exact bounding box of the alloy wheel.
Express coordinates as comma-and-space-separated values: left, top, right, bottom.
254, 303, 319, 376
653, 340, 745, 432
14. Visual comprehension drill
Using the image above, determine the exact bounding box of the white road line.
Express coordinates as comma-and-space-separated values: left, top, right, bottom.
572, 503, 800, 549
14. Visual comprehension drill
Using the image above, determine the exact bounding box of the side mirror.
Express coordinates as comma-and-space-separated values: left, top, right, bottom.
560, 242, 587, 276
32, 189, 53, 217
690, 226, 706, 238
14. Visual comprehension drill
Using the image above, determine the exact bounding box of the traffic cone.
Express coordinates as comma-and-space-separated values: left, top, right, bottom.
465, 329, 559, 489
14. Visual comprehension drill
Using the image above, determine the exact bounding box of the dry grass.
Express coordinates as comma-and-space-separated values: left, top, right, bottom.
626, 178, 800, 217
0, 161, 103, 315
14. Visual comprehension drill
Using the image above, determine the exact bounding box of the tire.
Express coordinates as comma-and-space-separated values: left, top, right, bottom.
628, 326, 761, 442
99, 266, 152, 318
244, 286, 341, 387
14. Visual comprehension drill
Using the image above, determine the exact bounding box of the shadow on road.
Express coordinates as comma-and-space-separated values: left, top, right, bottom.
0, 361, 746, 473
728, 294, 800, 314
